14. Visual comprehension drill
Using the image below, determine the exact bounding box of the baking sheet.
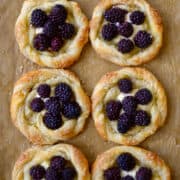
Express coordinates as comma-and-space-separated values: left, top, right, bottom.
0, 0, 180, 179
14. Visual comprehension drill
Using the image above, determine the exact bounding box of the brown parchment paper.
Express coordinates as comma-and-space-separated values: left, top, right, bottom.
0, 0, 180, 179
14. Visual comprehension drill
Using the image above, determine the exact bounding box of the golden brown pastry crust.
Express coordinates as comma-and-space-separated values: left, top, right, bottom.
12, 144, 90, 180
11, 69, 91, 145
90, 0, 163, 66
92, 146, 171, 180
92, 67, 167, 145
15, 0, 89, 68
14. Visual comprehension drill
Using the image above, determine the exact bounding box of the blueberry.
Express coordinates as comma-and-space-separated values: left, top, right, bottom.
61, 167, 76, 180
51, 37, 64, 51
45, 167, 60, 180
116, 153, 136, 171
130, 11, 145, 25
135, 110, 151, 126
122, 96, 137, 114
135, 88, 152, 105
43, 20, 58, 38
30, 165, 46, 179
118, 78, 133, 93
30, 98, 44, 112
104, 167, 121, 180
122, 175, 134, 180
59, 23, 75, 39
118, 22, 134, 38
118, 39, 134, 53
105, 100, 122, 120
37, 84, 51, 98
50, 156, 66, 171
33, 34, 50, 51
136, 167, 152, 180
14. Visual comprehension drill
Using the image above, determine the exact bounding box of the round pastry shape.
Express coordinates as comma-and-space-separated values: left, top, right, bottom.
15, 0, 89, 68
90, 0, 163, 66
92, 146, 171, 180
12, 144, 90, 180
92, 67, 167, 145
11, 69, 90, 145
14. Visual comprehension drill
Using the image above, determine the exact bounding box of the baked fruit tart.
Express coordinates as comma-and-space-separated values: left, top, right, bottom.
10, 69, 90, 145
12, 144, 90, 180
92, 67, 167, 145
15, 0, 89, 68
90, 0, 163, 66
92, 146, 171, 180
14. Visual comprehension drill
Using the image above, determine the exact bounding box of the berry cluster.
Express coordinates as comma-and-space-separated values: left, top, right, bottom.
104, 153, 152, 180
30, 83, 81, 130
105, 78, 152, 133
30, 155, 76, 180
102, 7, 153, 53
31, 5, 76, 52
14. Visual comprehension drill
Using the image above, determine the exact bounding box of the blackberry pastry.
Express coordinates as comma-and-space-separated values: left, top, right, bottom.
90, 0, 163, 66
92, 68, 167, 145
15, 0, 88, 68
10, 69, 90, 145
92, 146, 171, 180
12, 144, 90, 180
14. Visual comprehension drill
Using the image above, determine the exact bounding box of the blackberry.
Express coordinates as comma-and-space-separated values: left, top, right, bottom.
37, 84, 51, 98
31, 9, 47, 27
62, 102, 81, 119
122, 175, 134, 180
116, 153, 136, 171
61, 167, 76, 180
122, 96, 137, 114
30, 165, 46, 179
104, 167, 121, 180
135, 88, 152, 105
104, 7, 127, 23
101, 23, 118, 41
130, 11, 145, 25
50, 156, 66, 171
43, 112, 62, 130
43, 20, 58, 37
30, 98, 44, 112
45, 167, 60, 180
51, 37, 64, 51
59, 23, 75, 39
49, 4, 67, 25
118, 78, 132, 93
118, 22, 133, 38
105, 100, 122, 120
55, 83, 73, 102
134, 30, 153, 48
136, 167, 152, 180
118, 39, 134, 53
33, 34, 50, 51
135, 110, 151, 126
45, 97, 61, 116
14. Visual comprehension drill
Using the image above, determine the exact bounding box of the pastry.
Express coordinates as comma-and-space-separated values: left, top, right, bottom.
90, 0, 163, 66
92, 67, 167, 145
92, 146, 171, 180
10, 69, 90, 145
15, 0, 89, 68
12, 144, 90, 180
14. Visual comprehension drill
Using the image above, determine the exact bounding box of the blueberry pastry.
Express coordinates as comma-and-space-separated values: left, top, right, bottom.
92, 68, 167, 145
90, 0, 163, 66
15, 0, 88, 68
10, 69, 90, 144
92, 146, 171, 180
12, 144, 90, 180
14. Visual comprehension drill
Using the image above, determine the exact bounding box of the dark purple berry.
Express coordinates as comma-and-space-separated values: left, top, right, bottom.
118, 22, 133, 37
45, 167, 60, 180
37, 84, 51, 98
116, 153, 136, 171
31, 9, 48, 27
59, 23, 75, 39
50, 156, 66, 171
61, 167, 76, 180
101, 23, 118, 41
62, 102, 81, 119
136, 167, 152, 180
43, 20, 58, 37
30, 165, 46, 179
51, 37, 64, 51
118, 78, 132, 93
118, 39, 134, 53
30, 98, 44, 112
135, 110, 150, 126
49, 4, 67, 24
104, 167, 121, 180
122, 175, 134, 180
105, 100, 122, 120
104, 7, 127, 23
130, 11, 145, 25
43, 112, 62, 130
33, 34, 50, 51
55, 83, 73, 102
134, 30, 153, 48
122, 96, 137, 114
135, 88, 152, 105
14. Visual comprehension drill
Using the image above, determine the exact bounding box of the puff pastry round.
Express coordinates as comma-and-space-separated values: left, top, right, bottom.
12, 144, 90, 180
92, 67, 167, 145
15, 0, 89, 68
11, 69, 90, 145
92, 146, 171, 180
90, 0, 163, 66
